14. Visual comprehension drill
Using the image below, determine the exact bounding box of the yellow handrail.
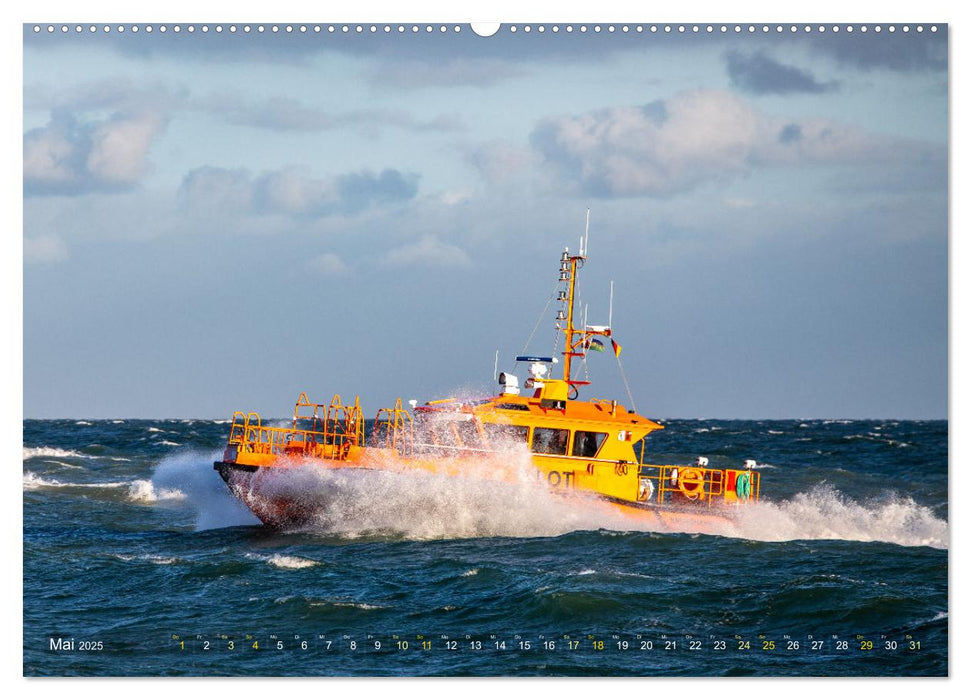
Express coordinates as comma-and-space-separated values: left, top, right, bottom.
372, 399, 413, 453
638, 464, 760, 506
227, 393, 365, 461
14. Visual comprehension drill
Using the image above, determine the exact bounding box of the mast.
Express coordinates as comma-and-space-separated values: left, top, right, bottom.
558, 209, 604, 391
562, 249, 582, 382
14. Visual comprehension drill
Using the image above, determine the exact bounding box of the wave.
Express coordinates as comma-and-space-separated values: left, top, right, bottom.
23, 471, 185, 504
44, 460, 84, 469
148, 451, 261, 530
247, 553, 319, 569
23, 471, 63, 490
109, 553, 180, 565
23, 447, 93, 461
246, 451, 637, 541
127, 479, 186, 503
726, 484, 948, 549
23, 471, 128, 491
239, 457, 948, 549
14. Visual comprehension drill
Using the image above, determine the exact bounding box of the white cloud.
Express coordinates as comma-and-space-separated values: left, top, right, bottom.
307, 253, 350, 276
24, 111, 167, 196
24, 235, 68, 264
531, 89, 940, 198
179, 166, 420, 218
86, 113, 165, 185
23, 126, 76, 185
257, 168, 338, 216
381, 235, 472, 269
438, 188, 473, 206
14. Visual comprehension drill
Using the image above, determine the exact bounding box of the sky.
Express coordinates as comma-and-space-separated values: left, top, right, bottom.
21, 20, 949, 419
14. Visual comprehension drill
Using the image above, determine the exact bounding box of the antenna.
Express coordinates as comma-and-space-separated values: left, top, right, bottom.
584, 208, 590, 257
609, 280, 614, 328
493, 349, 499, 381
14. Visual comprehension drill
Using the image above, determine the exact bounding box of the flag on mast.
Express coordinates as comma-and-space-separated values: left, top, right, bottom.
611, 339, 623, 357
588, 338, 605, 352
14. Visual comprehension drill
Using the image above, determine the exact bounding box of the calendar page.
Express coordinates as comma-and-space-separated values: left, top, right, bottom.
22, 16, 949, 679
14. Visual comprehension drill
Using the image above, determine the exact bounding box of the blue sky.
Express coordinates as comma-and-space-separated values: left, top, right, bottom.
22, 20, 948, 419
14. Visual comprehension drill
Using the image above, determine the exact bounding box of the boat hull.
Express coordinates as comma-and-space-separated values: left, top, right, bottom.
213, 459, 738, 533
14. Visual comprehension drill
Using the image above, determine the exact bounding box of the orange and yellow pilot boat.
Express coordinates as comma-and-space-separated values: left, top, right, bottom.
214, 220, 761, 530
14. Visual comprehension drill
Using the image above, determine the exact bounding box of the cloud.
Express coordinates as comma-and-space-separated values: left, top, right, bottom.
24, 111, 167, 196
202, 94, 465, 135
810, 30, 948, 72
24, 79, 189, 115
368, 57, 526, 89
467, 141, 536, 182
179, 166, 420, 218
531, 89, 941, 198
726, 50, 839, 95
178, 166, 255, 210
381, 235, 472, 269
24, 235, 68, 263
307, 253, 350, 276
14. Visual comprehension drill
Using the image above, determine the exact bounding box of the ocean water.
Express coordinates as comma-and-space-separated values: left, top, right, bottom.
22, 418, 947, 676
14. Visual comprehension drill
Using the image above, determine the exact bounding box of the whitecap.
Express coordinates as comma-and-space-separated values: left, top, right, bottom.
460, 568, 478, 577
245, 553, 319, 569
144, 555, 178, 565
75, 420, 92, 426
127, 479, 186, 503
23, 471, 62, 490
23, 472, 130, 491
45, 460, 84, 469
23, 446, 91, 461
330, 602, 384, 610
728, 485, 948, 549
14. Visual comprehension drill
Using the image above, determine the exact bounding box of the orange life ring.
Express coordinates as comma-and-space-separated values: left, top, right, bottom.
678, 466, 706, 500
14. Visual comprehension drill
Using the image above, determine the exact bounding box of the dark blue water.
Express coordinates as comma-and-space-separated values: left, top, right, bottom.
23, 418, 947, 676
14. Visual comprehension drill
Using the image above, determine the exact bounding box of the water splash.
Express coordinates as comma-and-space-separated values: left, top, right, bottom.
149, 451, 260, 530
726, 484, 948, 549
241, 448, 638, 541
161, 438, 947, 549
127, 479, 186, 503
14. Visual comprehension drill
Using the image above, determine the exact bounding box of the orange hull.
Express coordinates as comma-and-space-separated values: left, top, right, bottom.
214, 458, 739, 534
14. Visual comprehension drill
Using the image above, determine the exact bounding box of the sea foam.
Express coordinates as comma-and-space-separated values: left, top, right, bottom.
23, 447, 92, 460
725, 484, 948, 549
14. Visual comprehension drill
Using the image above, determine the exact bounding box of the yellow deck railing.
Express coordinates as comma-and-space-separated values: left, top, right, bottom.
637, 464, 760, 506
227, 394, 365, 461
372, 399, 414, 453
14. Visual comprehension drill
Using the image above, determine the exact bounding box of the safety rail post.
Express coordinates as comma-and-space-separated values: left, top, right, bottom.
372, 399, 413, 454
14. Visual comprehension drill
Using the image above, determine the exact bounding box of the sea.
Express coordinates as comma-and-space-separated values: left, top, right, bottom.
22, 418, 948, 677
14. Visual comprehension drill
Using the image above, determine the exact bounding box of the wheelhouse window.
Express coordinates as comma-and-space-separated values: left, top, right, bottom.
532, 427, 570, 455
482, 423, 529, 447
572, 430, 607, 458
453, 419, 484, 450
